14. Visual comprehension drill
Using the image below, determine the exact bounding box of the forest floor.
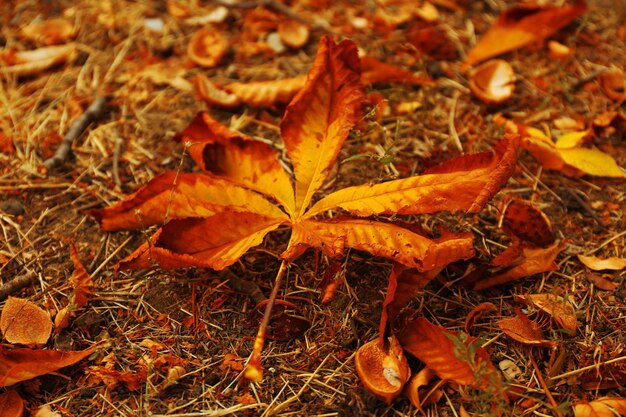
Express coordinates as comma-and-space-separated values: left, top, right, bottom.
1, 0, 625, 416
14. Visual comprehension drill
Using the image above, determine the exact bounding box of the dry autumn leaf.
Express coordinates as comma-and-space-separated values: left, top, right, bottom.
519, 293, 578, 334
398, 317, 501, 388
468, 59, 515, 104
55, 245, 95, 333
497, 313, 557, 348
21, 18, 75, 45
277, 20, 310, 49
0, 345, 96, 387
578, 254, 626, 271
573, 397, 626, 417
1, 296, 52, 346
464, 1, 587, 68
502, 198, 554, 247
360, 56, 434, 86
187, 27, 228, 68
523, 127, 626, 178
0, 43, 76, 76
354, 336, 410, 404
404, 367, 443, 410
0, 389, 24, 417
91, 36, 520, 380
473, 241, 564, 290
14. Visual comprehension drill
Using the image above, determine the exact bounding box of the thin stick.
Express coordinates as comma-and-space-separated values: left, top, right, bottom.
530, 353, 564, 417
245, 259, 289, 382
448, 91, 463, 153
43, 96, 108, 171
0, 272, 37, 300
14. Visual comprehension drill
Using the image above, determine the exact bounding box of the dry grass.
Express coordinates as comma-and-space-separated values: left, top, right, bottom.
1, 0, 625, 416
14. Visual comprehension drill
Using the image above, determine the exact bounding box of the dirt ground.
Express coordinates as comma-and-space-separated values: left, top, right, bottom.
1, 0, 625, 416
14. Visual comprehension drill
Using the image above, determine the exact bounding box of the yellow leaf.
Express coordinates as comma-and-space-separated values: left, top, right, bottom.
118, 211, 285, 271
555, 130, 592, 149
90, 172, 288, 231
281, 37, 363, 217
306, 133, 519, 218
559, 147, 626, 178
176, 112, 295, 214
574, 397, 626, 417
283, 219, 475, 271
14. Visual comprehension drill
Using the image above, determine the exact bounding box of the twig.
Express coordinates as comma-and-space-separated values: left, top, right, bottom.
112, 129, 123, 187
448, 91, 463, 153
562, 187, 605, 229
43, 96, 108, 171
530, 353, 564, 417
0, 272, 37, 301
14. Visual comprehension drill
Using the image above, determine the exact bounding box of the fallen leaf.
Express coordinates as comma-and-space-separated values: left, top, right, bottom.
585, 272, 619, 291
187, 27, 227, 68
464, 302, 497, 333
1, 297, 52, 346
0, 44, 76, 76
464, 1, 587, 68
0, 345, 96, 387
398, 317, 500, 388
503, 198, 554, 247
578, 254, 626, 271
220, 353, 244, 373
194, 74, 240, 108
360, 56, 434, 86
522, 125, 626, 178
548, 40, 572, 60
598, 70, 626, 101
355, 336, 410, 404
519, 293, 577, 334
33, 405, 61, 417
225, 76, 307, 107
468, 59, 515, 104
573, 397, 626, 417
404, 367, 443, 409
0, 390, 24, 417
474, 241, 564, 290
497, 314, 557, 348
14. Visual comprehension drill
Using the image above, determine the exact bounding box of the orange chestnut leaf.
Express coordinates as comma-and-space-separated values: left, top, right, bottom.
398, 317, 500, 388
187, 27, 228, 68
360, 56, 434, 86
573, 397, 626, 417
497, 313, 557, 348
463, 1, 587, 68
0, 390, 24, 417
0, 345, 97, 387
224, 75, 307, 108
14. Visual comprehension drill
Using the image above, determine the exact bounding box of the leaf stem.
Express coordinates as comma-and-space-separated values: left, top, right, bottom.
244, 259, 289, 382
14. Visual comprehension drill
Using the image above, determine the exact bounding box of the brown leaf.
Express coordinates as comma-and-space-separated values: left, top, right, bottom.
281, 36, 363, 217
598, 70, 626, 101
398, 317, 500, 388
0, 346, 96, 387
519, 293, 578, 334
187, 27, 228, 68
21, 18, 75, 45
0, 390, 24, 417
0, 44, 76, 76
503, 198, 554, 247
578, 254, 626, 271
573, 397, 626, 417
464, 302, 497, 333
225, 76, 307, 107
360, 56, 433, 86
355, 336, 410, 404
585, 272, 619, 291
1, 297, 52, 346
464, 2, 587, 67
194, 74, 240, 108
474, 241, 564, 290
497, 313, 557, 348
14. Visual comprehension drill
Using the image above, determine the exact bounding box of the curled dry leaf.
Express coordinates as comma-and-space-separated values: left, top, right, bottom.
464, 302, 497, 333
226, 75, 307, 107
278, 20, 310, 49
573, 397, 626, 417
473, 241, 564, 290
21, 18, 74, 45
404, 367, 443, 409
503, 198, 554, 247
519, 293, 577, 334
194, 74, 240, 108
1, 297, 52, 346
0, 390, 24, 417
598, 70, 626, 101
585, 272, 619, 291
398, 317, 500, 388
468, 59, 515, 104
1, 44, 76, 76
0, 345, 96, 387
463, 1, 587, 68
187, 27, 228, 68
497, 314, 557, 348
578, 254, 626, 271
355, 336, 410, 404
